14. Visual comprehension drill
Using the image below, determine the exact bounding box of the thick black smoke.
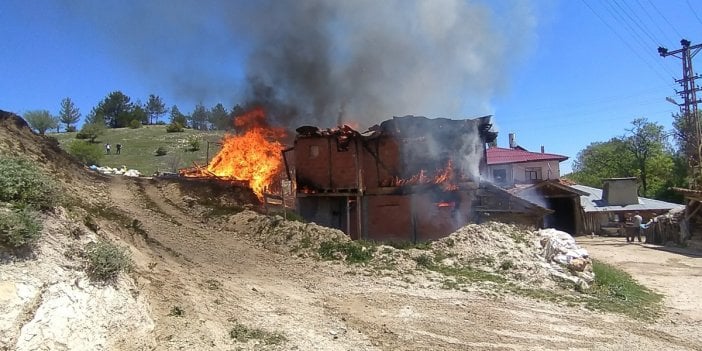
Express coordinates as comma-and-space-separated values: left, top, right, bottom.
63, 0, 536, 128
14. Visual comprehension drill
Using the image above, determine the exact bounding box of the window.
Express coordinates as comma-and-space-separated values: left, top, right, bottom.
309, 145, 319, 159
525, 167, 542, 182
492, 169, 507, 183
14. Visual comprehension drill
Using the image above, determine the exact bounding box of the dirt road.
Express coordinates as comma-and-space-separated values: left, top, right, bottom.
579, 236, 702, 322
104, 176, 702, 350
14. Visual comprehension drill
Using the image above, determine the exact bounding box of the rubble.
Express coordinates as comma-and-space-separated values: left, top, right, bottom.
89, 165, 142, 177
537, 228, 594, 288
224, 211, 593, 290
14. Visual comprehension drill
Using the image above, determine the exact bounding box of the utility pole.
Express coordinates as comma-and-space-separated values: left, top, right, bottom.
659, 39, 702, 187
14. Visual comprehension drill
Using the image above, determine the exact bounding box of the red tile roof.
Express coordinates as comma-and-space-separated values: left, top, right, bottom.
486, 147, 568, 165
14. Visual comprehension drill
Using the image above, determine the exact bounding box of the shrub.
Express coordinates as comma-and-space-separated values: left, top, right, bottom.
169, 306, 185, 317
67, 140, 103, 166
155, 146, 168, 156
230, 323, 286, 345
413, 253, 433, 268
128, 119, 142, 129
76, 122, 105, 143
66, 126, 77, 132
500, 259, 515, 270
318, 240, 373, 264
166, 122, 184, 133
0, 156, 62, 209
84, 240, 132, 281
155, 121, 166, 125
186, 135, 201, 151
0, 207, 42, 249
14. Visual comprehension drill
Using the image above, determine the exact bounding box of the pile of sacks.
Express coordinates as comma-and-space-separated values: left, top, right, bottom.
89, 165, 142, 177
537, 228, 594, 288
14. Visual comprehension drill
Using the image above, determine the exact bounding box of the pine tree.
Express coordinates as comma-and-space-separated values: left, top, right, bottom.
58, 97, 81, 132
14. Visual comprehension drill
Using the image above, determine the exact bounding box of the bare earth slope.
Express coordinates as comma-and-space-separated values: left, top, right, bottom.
1, 110, 701, 350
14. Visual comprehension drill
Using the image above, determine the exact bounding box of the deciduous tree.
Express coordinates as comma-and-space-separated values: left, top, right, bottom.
24, 110, 58, 135
571, 118, 679, 200
672, 111, 702, 186
76, 121, 106, 143
571, 138, 635, 188
624, 118, 670, 197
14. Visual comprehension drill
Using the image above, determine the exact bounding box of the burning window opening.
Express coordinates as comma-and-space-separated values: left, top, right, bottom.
381, 159, 461, 191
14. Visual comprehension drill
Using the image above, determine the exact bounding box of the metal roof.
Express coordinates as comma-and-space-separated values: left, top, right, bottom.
486, 147, 568, 165
570, 184, 684, 213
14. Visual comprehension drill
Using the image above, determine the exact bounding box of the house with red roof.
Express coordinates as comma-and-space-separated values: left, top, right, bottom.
486, 133, 568, 185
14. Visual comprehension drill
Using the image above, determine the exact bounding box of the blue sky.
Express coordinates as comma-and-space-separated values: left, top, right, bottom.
2, 0, 701, 173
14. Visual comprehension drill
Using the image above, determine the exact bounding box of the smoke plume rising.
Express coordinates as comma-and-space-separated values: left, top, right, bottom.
64, 0, 536, 129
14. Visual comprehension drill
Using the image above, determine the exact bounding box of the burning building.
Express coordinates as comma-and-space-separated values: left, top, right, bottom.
284, 115, 551, 242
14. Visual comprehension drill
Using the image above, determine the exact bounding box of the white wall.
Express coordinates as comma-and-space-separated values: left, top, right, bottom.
488, 160, 561, 184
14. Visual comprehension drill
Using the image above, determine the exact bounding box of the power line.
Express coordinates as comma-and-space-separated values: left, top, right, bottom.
581, 0, 676, 86
646, 0, 684, 39
686, 0, 702, 26
614, 0, 660, 45
603, 0, 677, 78
635, 0, 677, 45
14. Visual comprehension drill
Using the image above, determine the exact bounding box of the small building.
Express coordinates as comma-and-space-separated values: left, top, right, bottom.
508, 180, 588, 234
572, 179, 684, 236
671, 187, 702, 248
486, 133, 568, 185
284, 116, 551, 242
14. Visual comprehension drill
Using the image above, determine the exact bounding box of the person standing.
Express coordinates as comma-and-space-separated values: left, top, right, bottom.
116, 143, 122, 155
105, 143, 111, 155
629, 212, 643, 243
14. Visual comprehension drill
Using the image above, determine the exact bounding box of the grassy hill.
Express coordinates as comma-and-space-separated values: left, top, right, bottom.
50, 125, 226, 175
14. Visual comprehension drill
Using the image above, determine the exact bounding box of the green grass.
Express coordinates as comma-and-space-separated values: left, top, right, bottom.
385, 241, 433, 250
584, 260, 662, 320
318, 240, 374, 264
50, 126, 225, 175
429, 264, 507, 284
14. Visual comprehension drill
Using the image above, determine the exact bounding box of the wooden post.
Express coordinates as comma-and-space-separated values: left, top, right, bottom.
263, 187, 268, 214
282, 186, 287, 220
346, 197, 351, 236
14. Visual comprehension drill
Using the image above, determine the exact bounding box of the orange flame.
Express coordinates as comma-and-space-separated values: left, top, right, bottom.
384, 160, 459, 190
436, 201, 455, 208
180, 108, 285, 199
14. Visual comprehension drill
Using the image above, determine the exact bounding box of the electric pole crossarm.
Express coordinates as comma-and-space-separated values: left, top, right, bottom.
659, 39, 702, 188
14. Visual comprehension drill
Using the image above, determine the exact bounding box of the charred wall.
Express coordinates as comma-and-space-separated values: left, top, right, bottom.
292, 115, 509, 242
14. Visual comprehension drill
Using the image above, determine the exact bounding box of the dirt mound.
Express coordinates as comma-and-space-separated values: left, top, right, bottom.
151, 177, 259, 212
0, 110, 108, 206
220, 211, 589, 290
225, 210, 350, 257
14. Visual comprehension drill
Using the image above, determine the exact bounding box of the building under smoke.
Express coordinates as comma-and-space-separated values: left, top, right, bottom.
284, 115, 551, 242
